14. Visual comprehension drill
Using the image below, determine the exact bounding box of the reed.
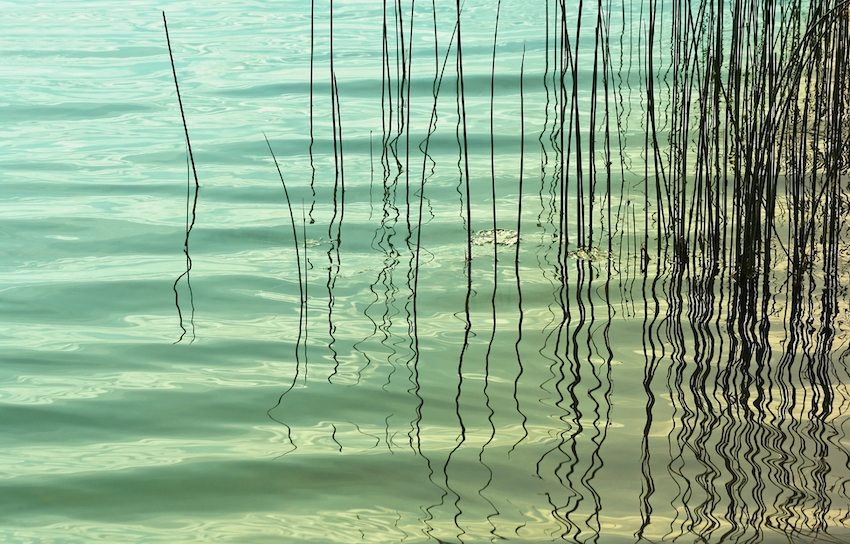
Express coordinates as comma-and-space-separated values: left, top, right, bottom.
657, 0, 850, 334
161, 1, 850, 538
160, 0, 850, 412
163, 11, 198, 344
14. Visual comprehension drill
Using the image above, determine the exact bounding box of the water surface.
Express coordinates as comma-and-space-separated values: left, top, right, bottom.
2, 1, 849, 543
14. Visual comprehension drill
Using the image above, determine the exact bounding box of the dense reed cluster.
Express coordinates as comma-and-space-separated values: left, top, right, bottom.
163, 1, 850, 541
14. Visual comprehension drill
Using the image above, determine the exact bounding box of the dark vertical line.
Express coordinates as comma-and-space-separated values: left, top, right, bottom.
483, 0, 502, 454
404, 0, 415, 236
412, 16, 457, 451
598, 0, 614, 278
444, 4, 472, 540
538, 0, 556, 290
308, 0, 316, 224
489, 0, 501, 275
558, 0, 569, 279
163, 12, 199, 345
394, 0, 405, 154
382, 0, 391, 178
456, 0, 473, 281
572, 0, 585, 251
477, 6, 503, 534
586, 0, 602, 256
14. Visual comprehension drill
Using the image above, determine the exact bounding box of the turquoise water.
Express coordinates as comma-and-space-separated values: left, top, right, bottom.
2, 1, 850, 543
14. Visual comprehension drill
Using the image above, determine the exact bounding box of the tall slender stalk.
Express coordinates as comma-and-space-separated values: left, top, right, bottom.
489, 0, 501, 274
163, 12, 199, 344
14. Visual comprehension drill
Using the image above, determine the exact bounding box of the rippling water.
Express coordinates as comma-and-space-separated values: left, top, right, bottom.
2, 1, 850, 543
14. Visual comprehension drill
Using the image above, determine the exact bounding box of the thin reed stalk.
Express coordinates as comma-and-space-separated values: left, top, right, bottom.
163, 11, 198, 344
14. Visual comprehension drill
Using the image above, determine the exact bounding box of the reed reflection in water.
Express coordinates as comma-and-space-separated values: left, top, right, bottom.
163, 0, 850, 541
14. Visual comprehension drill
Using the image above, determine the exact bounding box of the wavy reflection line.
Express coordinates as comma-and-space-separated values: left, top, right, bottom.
413, 7, 460, 540
636, 267, 662, 542
641, 264, 673, 543
694, 274, 725, 540
263, 136, 306, 458
688, 274, 724, 541
359, 0, 408, 389
533, 8, 609, 539
411, 10, 458, 454
355, 177, 402, 390
535, 0, 557, 293
508, 43, 529, 458
534, 278, 579, 540
662, 260, 695, 542
571, 262, 613, 544
171, 149, 197, 345
355, 157, 402, 389
350, 0, 408, 394
587, 265, 616, 544
434, 5, 472, 541
326, 0, 345, 384
478, 4, 503, 540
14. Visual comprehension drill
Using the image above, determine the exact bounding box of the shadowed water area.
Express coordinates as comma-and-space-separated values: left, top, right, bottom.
2, 0, 850, 542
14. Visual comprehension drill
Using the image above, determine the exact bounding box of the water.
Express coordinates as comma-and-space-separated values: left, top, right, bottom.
2, 1, 850, 542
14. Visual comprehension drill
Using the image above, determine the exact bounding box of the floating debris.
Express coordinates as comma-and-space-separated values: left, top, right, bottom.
568, 247, 611, 262
471, 229, 519, 246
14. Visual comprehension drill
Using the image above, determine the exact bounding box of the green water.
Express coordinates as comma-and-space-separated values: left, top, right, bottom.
2, 1, 849, 543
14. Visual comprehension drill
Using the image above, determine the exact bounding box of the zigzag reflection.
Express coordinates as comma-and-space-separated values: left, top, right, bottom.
636, 254, 850, 544
268, 234, 620, 542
